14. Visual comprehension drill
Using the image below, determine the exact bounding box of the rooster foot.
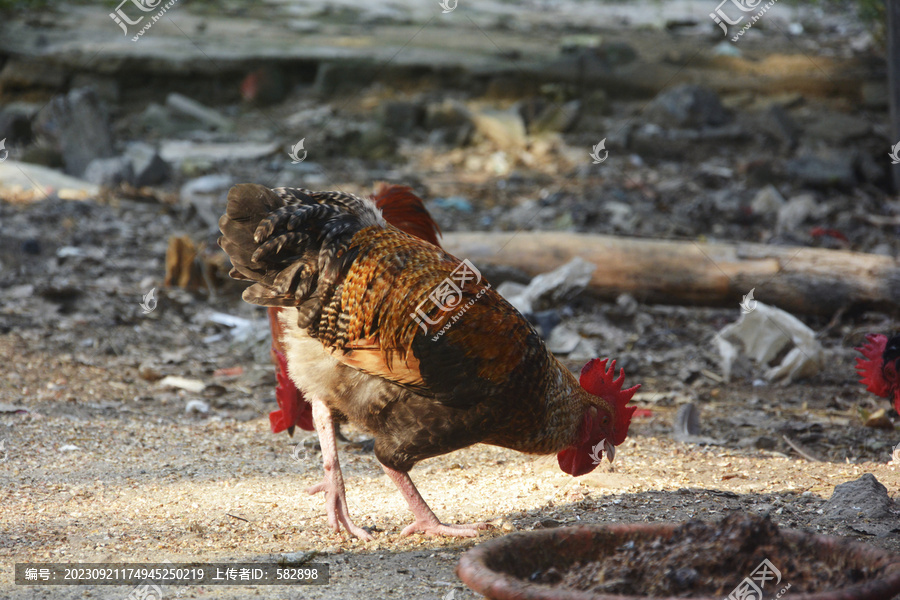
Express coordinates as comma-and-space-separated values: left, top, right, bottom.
382, 464, 491, 538
399, 518, 491, 538
307, 397, 373, 541
307, 477, 373, 541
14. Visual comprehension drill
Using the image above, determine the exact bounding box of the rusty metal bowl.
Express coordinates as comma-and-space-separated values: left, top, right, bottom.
457, 522, 900, 600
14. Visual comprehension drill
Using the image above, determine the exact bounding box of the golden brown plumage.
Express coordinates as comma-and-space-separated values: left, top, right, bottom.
219, 183, 639, 538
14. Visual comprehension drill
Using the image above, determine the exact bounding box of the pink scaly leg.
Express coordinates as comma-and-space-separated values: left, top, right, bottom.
381, 464, 491, 537
306, 397, 372, 540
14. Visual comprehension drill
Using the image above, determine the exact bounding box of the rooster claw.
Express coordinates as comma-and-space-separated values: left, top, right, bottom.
400, 519, 492, 538
306, 477, 373, 540
306, 481, 326, 495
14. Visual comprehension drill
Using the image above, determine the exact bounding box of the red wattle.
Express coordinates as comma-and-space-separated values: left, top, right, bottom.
557, 447, 598, 477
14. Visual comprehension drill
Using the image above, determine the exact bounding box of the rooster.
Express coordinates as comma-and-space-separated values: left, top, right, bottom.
219, 184, 639, 539
266, 184, 443, 436
855, 333, 900, 416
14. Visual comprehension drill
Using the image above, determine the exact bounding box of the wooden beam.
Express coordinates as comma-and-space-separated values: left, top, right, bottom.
442, 232, 900, 316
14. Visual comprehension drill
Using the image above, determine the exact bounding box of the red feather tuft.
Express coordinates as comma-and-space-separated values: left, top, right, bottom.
579, 358, 640, 446
855, 334, 890, 398
371, 183, 441, 247
267, 307, 314, 433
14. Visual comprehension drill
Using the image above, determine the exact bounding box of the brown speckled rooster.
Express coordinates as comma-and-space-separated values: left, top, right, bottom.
219, 184, 639, 539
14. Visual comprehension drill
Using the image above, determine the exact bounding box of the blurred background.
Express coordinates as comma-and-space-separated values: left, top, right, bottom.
1, 2, 899, 597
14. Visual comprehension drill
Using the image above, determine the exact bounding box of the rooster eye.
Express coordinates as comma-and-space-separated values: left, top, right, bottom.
602, 415, 610, 425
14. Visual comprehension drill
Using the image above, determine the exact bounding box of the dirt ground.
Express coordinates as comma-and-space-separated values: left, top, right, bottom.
2, 0, 900, 598
0, 192, 898, 600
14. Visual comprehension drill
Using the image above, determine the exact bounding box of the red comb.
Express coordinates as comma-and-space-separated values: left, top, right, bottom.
855, 334, 890, 398
580, 358, 640, 446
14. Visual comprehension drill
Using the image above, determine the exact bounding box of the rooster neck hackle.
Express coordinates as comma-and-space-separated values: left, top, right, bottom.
492, 356, 599, 455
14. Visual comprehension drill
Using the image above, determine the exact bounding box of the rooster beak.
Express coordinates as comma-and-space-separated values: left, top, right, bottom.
604, 439, 616, 463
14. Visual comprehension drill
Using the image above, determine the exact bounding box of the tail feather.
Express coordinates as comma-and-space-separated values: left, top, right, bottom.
218, 184, 286, 286
218, 183, 384, 338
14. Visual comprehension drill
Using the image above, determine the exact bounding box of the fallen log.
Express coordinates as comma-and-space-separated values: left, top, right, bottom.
441, 232, 900, 316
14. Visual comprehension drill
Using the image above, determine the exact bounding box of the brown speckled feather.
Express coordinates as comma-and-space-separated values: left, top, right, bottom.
218, 183, 618, 472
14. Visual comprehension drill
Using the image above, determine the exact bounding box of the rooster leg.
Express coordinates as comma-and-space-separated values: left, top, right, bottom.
381, 465, 491, 537
305, 397, 373, 540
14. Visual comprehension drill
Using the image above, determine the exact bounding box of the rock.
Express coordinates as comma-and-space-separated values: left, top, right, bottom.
471, 108, 527, 151
776, 193, 817, 233
530, 100, 580, 134
166, 92, 233, 131
546, 324, 581, 354
496, 280, 528, 304
431, 196, 472, 212
615, 294, 639, 317
530, 309, 561, 339
137, 103, 189, 137
756, 104, 799, 148
750, 184, 786, 215
378, 100, 424, 132
820, 473, 892, 520
83, 157, 134, 187
712, 41, 741, 57
784, 152, 855, 189
160, 140, 278, 165
568, 338, 604, 362
805, 112, 870, 144
604, 201, 637, 231
159, 376, 206, 394
424, 100, 472, 145
33, 87, 114, 177
138, 363, 163, 382
185, 399, 210, 415
644, 84, 730, 128
124, 142, 170, 187
0, 160, 99, 201
180, 174, 232, 229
